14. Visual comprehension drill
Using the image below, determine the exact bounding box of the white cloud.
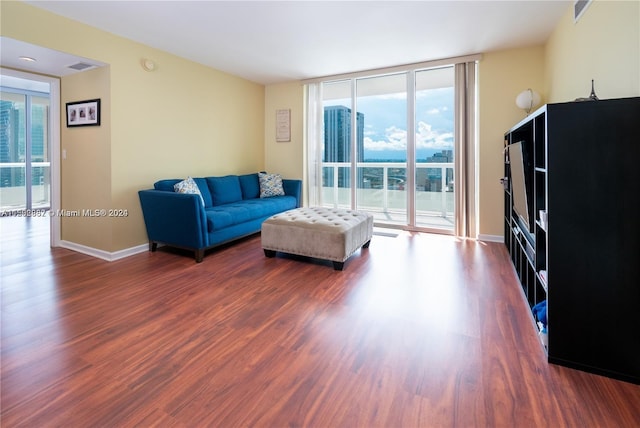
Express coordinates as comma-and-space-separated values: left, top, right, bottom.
416, 121, 453, 149
364, 126, 407, 151
363, 122, 452, 151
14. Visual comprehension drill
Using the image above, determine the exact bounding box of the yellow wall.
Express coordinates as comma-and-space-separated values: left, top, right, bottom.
60, 67, 112, 249
264, 82, 304, 181
1, 1, 265, 252
545, 0, 640, 102
477, 46, 546, 237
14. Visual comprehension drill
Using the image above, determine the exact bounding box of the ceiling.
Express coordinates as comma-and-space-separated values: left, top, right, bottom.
5, 1, 570, 85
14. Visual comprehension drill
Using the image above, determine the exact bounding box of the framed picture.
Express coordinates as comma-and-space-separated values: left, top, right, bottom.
276, 108, 291, 142
66, 99, 100, 127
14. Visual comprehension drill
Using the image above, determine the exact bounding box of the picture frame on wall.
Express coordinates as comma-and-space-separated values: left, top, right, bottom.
66, 99, 100, 127
276, 108, 291, 142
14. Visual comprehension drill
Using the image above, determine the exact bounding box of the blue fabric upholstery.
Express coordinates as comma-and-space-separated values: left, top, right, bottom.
154, 178, 212, 207
207, 175, 243, 206
238, 173, 260, 199
193, 177, 213, 207
139, 173, 302, 262
205, 196, 297, 232
154, 179, 181, 191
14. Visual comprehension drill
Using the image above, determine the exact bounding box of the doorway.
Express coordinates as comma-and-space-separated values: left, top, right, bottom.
0, 69, 61, 246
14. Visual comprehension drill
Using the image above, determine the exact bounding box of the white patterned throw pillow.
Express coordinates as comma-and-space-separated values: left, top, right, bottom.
174, 176, 204, 206
258, 172, 285, 198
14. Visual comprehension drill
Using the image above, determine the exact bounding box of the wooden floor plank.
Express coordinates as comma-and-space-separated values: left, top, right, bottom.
1, 216, 639, 427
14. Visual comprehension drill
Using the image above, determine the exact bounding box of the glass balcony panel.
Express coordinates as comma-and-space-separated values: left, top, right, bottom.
0, 165, 26, 211
356, 73, 407, 223
322, 80, 352, 210
415, 67, 455, 231
31, 164, 50, 209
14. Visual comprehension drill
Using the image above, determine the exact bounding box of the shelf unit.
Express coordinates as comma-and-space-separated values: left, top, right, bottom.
503, 97, 640, 385
504, 113, 546, 310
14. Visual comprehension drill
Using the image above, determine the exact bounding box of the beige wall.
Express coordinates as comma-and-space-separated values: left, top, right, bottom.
60, 67, 112, 249
2, 2, 265, 252
477, 46, 546, 237
264, 82, 304, 181
545, 0, 640, 103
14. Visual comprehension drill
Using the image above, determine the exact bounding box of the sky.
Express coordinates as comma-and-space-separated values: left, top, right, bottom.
326, 86, 455, 161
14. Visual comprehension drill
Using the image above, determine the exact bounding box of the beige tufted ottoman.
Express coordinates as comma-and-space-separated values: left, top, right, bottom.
261, 207, 373, 270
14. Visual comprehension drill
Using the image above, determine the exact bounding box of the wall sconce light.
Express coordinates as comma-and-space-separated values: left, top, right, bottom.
515, 88, 541, 115
141, 58, 156, 72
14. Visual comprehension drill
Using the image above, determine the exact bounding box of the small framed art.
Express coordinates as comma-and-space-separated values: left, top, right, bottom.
66, 99, 101, 127
276, 108, 291, 142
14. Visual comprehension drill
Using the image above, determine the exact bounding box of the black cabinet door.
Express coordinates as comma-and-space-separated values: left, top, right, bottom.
546, 98, 640, 383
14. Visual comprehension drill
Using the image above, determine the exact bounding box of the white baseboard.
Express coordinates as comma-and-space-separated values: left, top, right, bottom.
477, 234, 504, 243
59, 240, 148, 262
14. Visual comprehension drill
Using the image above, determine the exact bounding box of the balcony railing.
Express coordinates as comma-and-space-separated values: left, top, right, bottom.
0, 162, 51, 212
321, 161, 454, 229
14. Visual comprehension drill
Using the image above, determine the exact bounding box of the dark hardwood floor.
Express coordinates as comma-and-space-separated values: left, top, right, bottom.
1, 216, 639, 427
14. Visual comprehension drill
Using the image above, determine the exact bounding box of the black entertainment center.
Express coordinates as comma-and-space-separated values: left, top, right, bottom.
503, 96, 640, 384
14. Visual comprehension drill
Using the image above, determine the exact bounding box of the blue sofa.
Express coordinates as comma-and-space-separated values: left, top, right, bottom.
138, 173, 301, 262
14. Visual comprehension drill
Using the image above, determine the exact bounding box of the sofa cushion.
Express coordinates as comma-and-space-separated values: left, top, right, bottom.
259, 172, 285, 198
154, 179, 181, 191
173, 177, 204, 206
238, 173, 260, 200
207, 175, 243, 206
204, 196, 297, 232
155, 177, 212, 207
192, 177, 213, 207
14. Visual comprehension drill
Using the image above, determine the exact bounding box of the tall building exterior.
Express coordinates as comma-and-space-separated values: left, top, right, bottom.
0, 100, 47, 187
0, 99, 21, 188
417, 149, 454, 192
323, 105, 364, 187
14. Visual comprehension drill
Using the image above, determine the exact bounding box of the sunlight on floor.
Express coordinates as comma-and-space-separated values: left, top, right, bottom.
345, 232, 471, 333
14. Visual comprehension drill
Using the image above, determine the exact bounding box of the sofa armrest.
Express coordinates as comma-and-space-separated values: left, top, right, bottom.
138, 190, 208, 249
282, 179, 302, 208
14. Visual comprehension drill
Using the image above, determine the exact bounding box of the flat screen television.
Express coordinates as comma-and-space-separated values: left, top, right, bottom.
508, 141, 535, 245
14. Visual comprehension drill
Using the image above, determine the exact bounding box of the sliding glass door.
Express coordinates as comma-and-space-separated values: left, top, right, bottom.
321, 80, 353, 209
319, 66, 454, 232
355, 73, 408, 224
414, 68, 454, 229
0, 89, 51, 213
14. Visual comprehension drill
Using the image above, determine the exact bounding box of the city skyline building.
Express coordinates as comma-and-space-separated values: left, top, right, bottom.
0, 100, 47, 187
323, 105, 364, 187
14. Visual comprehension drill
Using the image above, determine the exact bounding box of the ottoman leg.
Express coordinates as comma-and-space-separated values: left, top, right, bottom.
332, 261, 344, 271
362, 239, 371, 249
264, 249, 276, 258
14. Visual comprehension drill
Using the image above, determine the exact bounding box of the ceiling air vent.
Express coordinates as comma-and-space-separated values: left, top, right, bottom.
574, 0, 592, 23
68, 62, 95, 71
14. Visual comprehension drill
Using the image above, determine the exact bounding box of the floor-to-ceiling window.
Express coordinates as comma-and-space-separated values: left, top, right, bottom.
321, 80, 353, 209
306, 56, 477, 237
355, 73, 410, 225
0, 84, 50, 214
414, 67, 455, 229
315, 66, 455, 232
